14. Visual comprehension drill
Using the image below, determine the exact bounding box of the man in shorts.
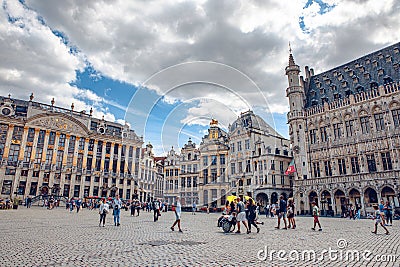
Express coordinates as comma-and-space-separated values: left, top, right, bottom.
275, 195, 288, 229
235, 197, 249, 234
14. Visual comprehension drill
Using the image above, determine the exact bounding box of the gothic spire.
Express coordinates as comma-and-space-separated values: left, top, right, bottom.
288, 42, 296, 66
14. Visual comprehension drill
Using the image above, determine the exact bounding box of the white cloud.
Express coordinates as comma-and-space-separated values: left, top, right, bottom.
2, 0, 400, 145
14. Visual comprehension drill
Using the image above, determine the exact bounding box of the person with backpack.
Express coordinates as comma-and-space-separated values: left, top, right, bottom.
112, 195, 122, 226
99, 200, 109, 227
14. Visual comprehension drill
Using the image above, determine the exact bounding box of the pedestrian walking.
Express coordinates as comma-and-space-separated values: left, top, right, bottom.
287, 198, 296, 229
192, 201, 196, 215
379, 200, 386, 225
170, 196, 182, 232
311, 201, 322, 231
112, 195, 122, 226
136, 201, 141, 216
246, 199, 259, 234
99, 200, 109, 227
371, 204, 389, 235
153, 198, 160, 222
130, 201, 135, 217
235, 197, 248, 234
384, 201, 393, 226
76, 198, 82, 213
265, 204, 270, 218
275, 195, 288, 230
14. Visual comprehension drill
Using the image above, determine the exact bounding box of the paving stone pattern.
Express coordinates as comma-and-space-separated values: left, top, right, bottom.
0, 208, 399, 267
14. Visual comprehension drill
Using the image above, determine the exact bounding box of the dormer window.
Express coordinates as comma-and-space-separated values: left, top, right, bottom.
344, 66, 350, 72
378, 53, 383, 59
316, 81, 321, 88
359, 66, 365, 72
355, 62, 360, 68
365, 58, 371, 64
393, 63, 399, 70
386, 55, 392, 62
341, 81, 348, 87
321, 96, 328, 103
355, 85, 364, 93
364, 72, 370, 79
338, 74, 343, 81
345, 88, 352, 97
325, 79, 331, 85
311, 99, 318, 106
370, 81, 378, 90
331, 85, 337, 91
352, 76, 359, 84
333, 71, 338, 77
334, 93, 341, 100
320, 88, 325, 94
383, 75, 392, 84
348, 70, 354, 76
394, 47, 399, 54
378, 68, 384, 76
372, 60, 378, 67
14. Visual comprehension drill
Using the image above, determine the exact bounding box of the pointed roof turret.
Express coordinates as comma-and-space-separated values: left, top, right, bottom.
288, 42, 296, 66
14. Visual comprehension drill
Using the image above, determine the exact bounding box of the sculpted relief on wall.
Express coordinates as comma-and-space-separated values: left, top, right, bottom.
28, 116, 88, 136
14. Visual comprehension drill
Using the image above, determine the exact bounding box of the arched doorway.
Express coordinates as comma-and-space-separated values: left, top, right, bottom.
381, 186, 396, 205
364, 187, 378, 207
348, 188, 361, 206
334, 189, 346, 216
309, 191, 318, 215
320, 190, 332, 216
256, 193, 269, 213
271, 192, 278, 204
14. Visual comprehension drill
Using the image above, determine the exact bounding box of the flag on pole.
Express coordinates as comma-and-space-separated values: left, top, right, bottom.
285, 159, 296, 175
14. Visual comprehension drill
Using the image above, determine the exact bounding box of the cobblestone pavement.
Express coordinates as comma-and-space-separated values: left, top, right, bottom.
0, 207, 399, 267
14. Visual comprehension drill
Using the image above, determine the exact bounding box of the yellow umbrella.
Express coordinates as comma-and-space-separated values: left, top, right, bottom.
244, 196, 255, 204
226, 195, 238, 203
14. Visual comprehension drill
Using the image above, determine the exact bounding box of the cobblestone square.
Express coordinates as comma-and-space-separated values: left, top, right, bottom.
0, 207, 399, 267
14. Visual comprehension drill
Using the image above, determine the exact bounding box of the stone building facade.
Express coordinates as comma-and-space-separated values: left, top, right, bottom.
228, 111, 292, 209
199, 119, 230, 208
163, 147, 181, 205
0, 94, 149, 201
287, 43, 400, 215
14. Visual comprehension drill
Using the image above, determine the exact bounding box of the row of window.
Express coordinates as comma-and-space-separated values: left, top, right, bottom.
230, 160, 288, 174
311, 152, 392, 178
309, 109, 400, 144
167, 177, 198, 190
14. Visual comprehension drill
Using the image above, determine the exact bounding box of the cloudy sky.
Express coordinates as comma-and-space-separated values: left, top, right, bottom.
1, 0, 399, 154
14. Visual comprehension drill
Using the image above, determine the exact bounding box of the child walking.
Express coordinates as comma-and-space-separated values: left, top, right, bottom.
371, 204, 389, 235
311, 201, 322, 231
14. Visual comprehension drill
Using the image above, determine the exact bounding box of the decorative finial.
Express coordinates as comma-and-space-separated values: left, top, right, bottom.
8, 94, 11, 99
71, 103, 74, 111
90, 107, 93, 116
29, 93, 34, 101
51, 98, 55, 106
289, 42, 292, 54
102, 115, 104, 121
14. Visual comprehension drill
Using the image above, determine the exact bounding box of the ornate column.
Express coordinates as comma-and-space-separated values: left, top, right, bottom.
59, 135, 70, 195
12, 127, 29, 198
38, 130, 51, 190
2, 124, 14, 159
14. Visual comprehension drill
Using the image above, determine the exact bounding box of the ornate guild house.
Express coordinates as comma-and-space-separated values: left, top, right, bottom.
0, 94, 156, 201
287, 43, 400, 215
